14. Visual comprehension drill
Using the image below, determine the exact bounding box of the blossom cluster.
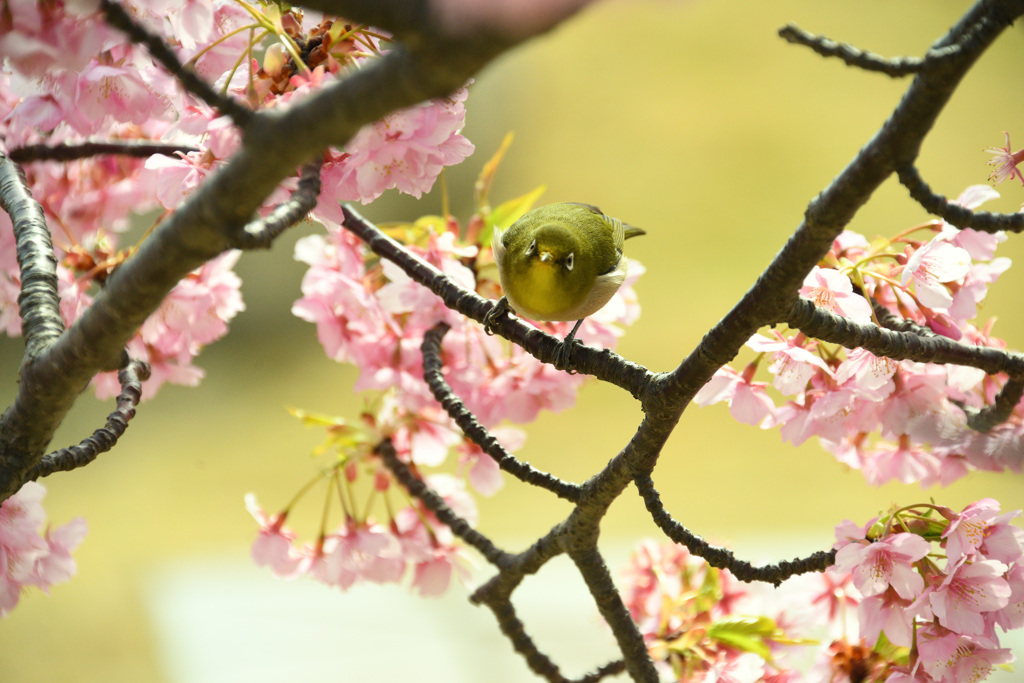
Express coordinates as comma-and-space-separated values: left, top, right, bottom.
242, 394, 488, 596
621, 540, 807, 682
695, 184, 1023, 487
826, 498, 1024, 682
622, 497, 1023, 682
0, 482, 87, 616
0, 0, 472, 398
1, 1, 477, 611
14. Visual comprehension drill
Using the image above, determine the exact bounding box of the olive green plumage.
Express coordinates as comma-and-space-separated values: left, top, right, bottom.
484, 202, 644, 371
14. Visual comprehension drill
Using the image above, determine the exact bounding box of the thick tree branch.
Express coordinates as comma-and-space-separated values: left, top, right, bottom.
653, 0, 1021, 420
0, 155, 61, 352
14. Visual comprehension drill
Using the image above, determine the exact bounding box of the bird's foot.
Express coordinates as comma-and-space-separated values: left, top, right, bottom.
483, 297, 512, 336
553, 319, 586, 374
552, 338, 583, 374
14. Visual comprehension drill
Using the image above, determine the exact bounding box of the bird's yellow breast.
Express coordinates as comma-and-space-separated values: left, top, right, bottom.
506, 260, 577, 321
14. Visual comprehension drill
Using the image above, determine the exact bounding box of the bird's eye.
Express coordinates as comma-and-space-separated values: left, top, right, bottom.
566, 252, 574, 271
526, 239, 536, 255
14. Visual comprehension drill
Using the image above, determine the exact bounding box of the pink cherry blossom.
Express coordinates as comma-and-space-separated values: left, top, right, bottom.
315, 89, 474, 208
746, 331, 833, 395
0, 482, 87, 616
858, 587, 917, 647
694, 365, 776, 427
244, 494, 302, 579
991, 561, 1024, 632
928, 559, 1011, 636
833, 532, 930, 599
942, 499, 1024, 565
985, 131, 1024, 187
916, 623, 1014, 683
835, 347, 897, 392
860, 437, 943, 487
806, 569, 861, 632
315, 521, 405, 589
900, 240, 971, 310
692, 652, 766, 683
800, 266, 872, 323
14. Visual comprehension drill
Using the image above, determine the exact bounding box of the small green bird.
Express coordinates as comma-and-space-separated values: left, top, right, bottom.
483, 202, 644, 371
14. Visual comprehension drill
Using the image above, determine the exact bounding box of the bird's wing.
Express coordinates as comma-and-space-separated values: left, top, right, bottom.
566, 202, 644, 247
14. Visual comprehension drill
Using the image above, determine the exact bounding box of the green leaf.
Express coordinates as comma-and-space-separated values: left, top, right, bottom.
707, 616, 778, 659
288, 407, 347, 429
481, 185, 546, 248
377, 215, 448, 247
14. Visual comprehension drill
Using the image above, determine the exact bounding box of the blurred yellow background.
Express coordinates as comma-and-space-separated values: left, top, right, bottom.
2, 1, 1023, 681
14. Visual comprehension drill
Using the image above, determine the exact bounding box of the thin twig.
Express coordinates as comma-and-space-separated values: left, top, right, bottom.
480, 598, 574, 682
8, 141, 199, 163
25, 358, 151, 481
897, 164, 1024, 233
231, 160, 323, 249
376, 439, 513, 568
778, 23, 924, 77
421, 323, 582, 502
340, 203, 653, 393
784, 297, 1024, 379
964, 378, 1024, 432
633, 472, 836, 586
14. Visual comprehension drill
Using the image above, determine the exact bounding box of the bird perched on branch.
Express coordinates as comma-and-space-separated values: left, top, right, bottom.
483, 202, 644, 372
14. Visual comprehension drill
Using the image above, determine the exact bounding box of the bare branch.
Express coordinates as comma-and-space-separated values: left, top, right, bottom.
569, 546, 658, 682
376, 439, 513, 568
231, 160, 323, 250
784, 296, 1024, 379
897, 164, 1024, 233
8, 141, 199, 163
964, 378, 1024, 432
633, 472, 836, 586
25, 358, 151, 481
778, 23, 923, 77
421, 323, 582, 502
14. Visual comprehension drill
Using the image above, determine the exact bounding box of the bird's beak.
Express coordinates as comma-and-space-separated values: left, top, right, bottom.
538, 251, 553, 264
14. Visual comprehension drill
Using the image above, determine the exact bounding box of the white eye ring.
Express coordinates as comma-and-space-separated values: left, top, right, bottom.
526, 239, 536, 255
566, 252, 574, 271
